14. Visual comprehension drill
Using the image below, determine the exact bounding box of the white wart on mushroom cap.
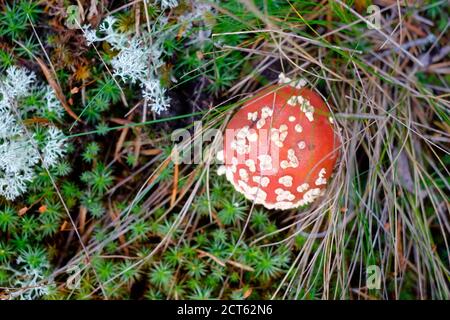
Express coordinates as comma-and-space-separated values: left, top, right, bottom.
218, 79, 340, 210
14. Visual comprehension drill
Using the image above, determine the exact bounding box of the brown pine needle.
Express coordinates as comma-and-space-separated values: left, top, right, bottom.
35, 57, 82, 123
79, 206, 87, 235
170, 149, 179, 207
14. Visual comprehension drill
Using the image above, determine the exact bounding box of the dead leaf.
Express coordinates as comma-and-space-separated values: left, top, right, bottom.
23, 117, 51, 125
60, 220, 69, 231
355, 0, 370, 13
243, 288, 253, 299
140, 149, 162, 156
18, 207, 29, 216
87, 0, 99, 22
71, 87, 80, 94
171, 154, 179, 206
79, 206, 87, 234
133, 128, 142, 168
115, 126, 129, 162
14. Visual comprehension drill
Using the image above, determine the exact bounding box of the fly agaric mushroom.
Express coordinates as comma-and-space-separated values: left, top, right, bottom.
217, 74, 340, 210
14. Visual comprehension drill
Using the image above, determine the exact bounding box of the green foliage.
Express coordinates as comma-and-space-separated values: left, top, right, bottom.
0, 50, 15, 70
0, 3, 28, 38
150, 262, 173, 288
93, 77, 122, 104
218, 199, 247, 225
82, 142, 101, 163
81, 163, 114, 195
0, 1, 41, 46
0, 206, 18, 232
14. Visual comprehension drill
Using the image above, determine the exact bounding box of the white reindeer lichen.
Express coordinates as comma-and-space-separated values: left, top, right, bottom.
7, 248, 53, 300
83, 15, 171, 114
0, 66, 67, 201
111, 38, 148, 83
83, 2, 216, 115
157, 0, 179, 10
43, 85, 65, 118
140, 78, 171, 114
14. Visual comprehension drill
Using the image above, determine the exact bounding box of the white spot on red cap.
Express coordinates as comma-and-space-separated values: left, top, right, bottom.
302, 187, 323, 204
247, 111, 258, 121
315, 168, 327, 186
275, 188, 295, 202
256, 118, 265, 129
296, 183, 309, 193
297, 79, 307, 88
217, 165, 226, 176
237, 179, 267, 203
328, 116, 334, 124
278, 73, 291, 84
258, 154, 273, 171
245, 159, 256, 172
239, 168, 249, 182
298, 97, 314, 122
248, 132, 258, 142
253, 175, 270, 187
278, 175, 293, 187
261, 107, 273, 119
236, 126, 249, 139
287, 96, 297, 106
216, 150, 224, 162
274, 201, 294, 210
281, 149, 299, 169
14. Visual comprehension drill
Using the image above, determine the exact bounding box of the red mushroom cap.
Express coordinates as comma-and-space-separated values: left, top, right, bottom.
218, 80, 340, 210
